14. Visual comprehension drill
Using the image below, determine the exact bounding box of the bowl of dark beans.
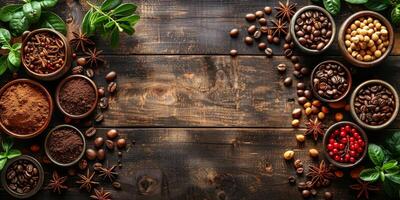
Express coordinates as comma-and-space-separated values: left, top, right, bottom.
1, 155, 44, 199
21, 28, 72, 81
350, 80, 399, 130
338, 11, 394, 68
311, 60, 352, 103
290, 5, 336, 54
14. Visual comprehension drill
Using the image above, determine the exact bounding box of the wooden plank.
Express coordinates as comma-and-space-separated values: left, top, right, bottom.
0, 128, 387, 199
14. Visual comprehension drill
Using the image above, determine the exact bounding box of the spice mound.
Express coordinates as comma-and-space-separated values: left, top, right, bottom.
0, 82, 50, 134
59, 77, 96, 116
6, 159, 41, 194
46, 127, 84, 164
23, 31, 65, 74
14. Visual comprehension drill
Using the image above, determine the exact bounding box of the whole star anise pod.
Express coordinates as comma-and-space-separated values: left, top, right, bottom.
270, 19, 288, 37
84, 48, 105, 68
45, 171, 68, 194
275, 0, 297, 22
305, 118, 325, 141
306, 160, 335, 188
350, 179, 380, 199
76, 169, 100, 192
90, 187, 112, 200
70, 31, 95, 52
99, 165, 118, 182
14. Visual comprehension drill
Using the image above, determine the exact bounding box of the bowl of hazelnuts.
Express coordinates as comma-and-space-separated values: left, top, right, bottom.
338, 11, 394, 68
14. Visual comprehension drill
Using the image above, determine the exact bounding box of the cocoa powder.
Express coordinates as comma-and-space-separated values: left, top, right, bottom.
47, 127, 83, 164
59, 77, 96, 115
0, 82, 50, 134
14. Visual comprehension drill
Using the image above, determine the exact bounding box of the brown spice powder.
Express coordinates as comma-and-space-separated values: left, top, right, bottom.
59, 78, 96, 115
0, 83, 50, 134
47, 127, 83, 164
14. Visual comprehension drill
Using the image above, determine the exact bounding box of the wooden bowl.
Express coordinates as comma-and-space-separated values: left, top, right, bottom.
338, 11, 394, 68
55, 75, 98, 119
350, 80, 399, 130
0, 79, 53, 139
323, 121, 368, 168
21, 28, 72, 81
290, 5, 336, 54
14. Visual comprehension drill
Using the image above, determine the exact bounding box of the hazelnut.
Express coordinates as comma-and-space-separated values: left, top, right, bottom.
335, 112, 344, 122
284, 150, 295, 160
106, 129, 118, 139
292, 119, 300, 127
296, 134, 305, 143
309, 149, 319, 158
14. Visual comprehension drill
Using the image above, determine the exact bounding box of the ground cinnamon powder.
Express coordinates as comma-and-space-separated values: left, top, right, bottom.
0, 83, 50, 134
59, 78, 96, 115
47, 127, 83, 164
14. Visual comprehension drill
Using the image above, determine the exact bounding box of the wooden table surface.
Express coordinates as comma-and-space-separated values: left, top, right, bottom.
0, 0, 398, 199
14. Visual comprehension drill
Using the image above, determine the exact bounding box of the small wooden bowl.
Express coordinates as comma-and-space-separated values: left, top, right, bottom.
323, 121, 368, 168
0, 79, 53, 139
350, 80, 399, 130
290, 5, 336, 54
310, 60, 352, 103
338, 11, 394, 68
55, 75, 98, 119
1, 155, 44, 199
21, 28, 72, 81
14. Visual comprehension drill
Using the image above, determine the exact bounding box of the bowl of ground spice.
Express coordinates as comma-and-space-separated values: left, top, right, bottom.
21, 28, 72, 81
56, 75, 98, 119
0, 79, 53, 139
45, 124, 86, 167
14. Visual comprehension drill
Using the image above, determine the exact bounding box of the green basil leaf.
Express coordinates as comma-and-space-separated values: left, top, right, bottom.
383, 178, 399, 198
8, 49, 21, 67
0, 28, 11, 45
383, 160, 399, 171
369, 144, 386, 166
364, 0, 390, 11
344, 0, 368, 4
0, 152, 7, 160
34, 11, 66, 35
360, 168, 380, 182
12, 43, 22, 51
82, 9, 94, 36
6, 59, 18, 71
92, 15, 108, 24
323, 0, 341, 15
1, 137, 13, 152
104, 20, 116, 30
23, 1, 42, 23
112, 3, 137, 17
9, 12, 30, 36
101, 0, 122, 11
386, 132, 400, 157
0, 57, 7, 75
386, 173, 400, 184
119, 22, 134, 35
0, 158, 6, 171
0, 4, 23, 22
110, 26, 119, 47
38, 0, 58, 9
387, 166, 400, 174
116, 14, 140, 25
392, 4, 400, 25
6, 149, 21, 159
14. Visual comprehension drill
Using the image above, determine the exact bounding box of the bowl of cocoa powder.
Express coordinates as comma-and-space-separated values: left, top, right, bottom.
45, 124, 86, 167
0, 79, 53, 139
55, 75, 98, 119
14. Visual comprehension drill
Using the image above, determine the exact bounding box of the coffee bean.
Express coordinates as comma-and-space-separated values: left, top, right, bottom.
106, 140, 114, 150
247, 25, 257, 34
229, 28, 239, 38
298, 97, 307, 105
294, 63, 302, 71
292, 108, 302, 119
290, 56, 299, 63
285, 34, 292, 43
99, 97, 109, 109
310, 189, 317, 196
230, 49, 238, 57
253, 31, 261, 39
296, 167, 304, 175
277, 64, 286, 74
85, 68, 94, 78
283, 43, 290, 50
294, 159, 303, 168
297, 182, 307, 190
293, 70, 303, 79
244, 36, 253, 45
304, 90, 312, 99
245, 13, 256, 21
297, 90, 305, 97
267, 35, 273, 43
116, 138, 127, 149
97, 149, 105, 160
284, 49, 293, 57
108, 82, 117, 94
77, 57, 86, 66
324, 192, 333, 200
106, 129, 118, 139
98, 87, 105, 97
284, 77, 292, 87
95, 113, 104, 123
300, 67, 310, 75
302, 190, 311, 198
105, 71, 117, 82
264, 6, 272, 15
94, 137, 104, 148
258, 18, 267, 26
273, 36, 280, 44
78, 159, 88, 170
255, 10, 264, 18
258, 43, 267, 50
72, 66, 83, 74
260, 26, 268, 33
86, 149, 97, 160
85, 127, 97, 138
265, 48, 273, 57
297, 83, 305, 90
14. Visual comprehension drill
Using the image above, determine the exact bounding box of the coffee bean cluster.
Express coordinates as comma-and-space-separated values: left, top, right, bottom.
312, 62, 350, 100
294, 10, 333, 50
344, 17, 389, 62
354, 83, 396, 125
6, 160, 40, 194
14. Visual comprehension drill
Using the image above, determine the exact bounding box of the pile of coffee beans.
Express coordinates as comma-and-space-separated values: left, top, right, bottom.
326, 124, 365, 163
6, 159, 40, 194
294, 9, 333, 50
354, 83, 396, 126
312, 62, 350, 101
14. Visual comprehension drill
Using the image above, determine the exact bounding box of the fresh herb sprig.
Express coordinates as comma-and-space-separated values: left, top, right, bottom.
0, 28, 21, 75
82, 0, 140, 47
0, 136, 22, 171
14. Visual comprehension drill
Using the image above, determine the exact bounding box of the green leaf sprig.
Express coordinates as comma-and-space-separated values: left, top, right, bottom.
0, 28, 21, 75
82, 0, 140, 47
0, 136, 22, 171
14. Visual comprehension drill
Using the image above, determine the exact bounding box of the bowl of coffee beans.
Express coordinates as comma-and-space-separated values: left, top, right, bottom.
350, 80, 399, 130
290, 5, 336, 54
311, 60, 352, 103
22, 28, 72, 81
338, 11, 394, 68
323, 121, 367, 168
1, 155, 44, 199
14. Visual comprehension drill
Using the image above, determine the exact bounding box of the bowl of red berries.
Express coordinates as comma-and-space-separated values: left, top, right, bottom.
323, 121, 368, 168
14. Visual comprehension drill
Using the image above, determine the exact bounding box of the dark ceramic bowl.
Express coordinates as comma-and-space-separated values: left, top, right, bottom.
310, 60, 352, 103
1, 155, 44, 199
323, 121, 368, 168
290, 5, 336, 54
350, 80, 399, 130
338, 11, 394, 68
55, 75, 99, 119
21, 28, 72, 81
0, 79, 53, 139
44, 124, 86, 167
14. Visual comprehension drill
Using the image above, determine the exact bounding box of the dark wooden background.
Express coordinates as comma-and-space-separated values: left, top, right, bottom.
0, 0, 399, 199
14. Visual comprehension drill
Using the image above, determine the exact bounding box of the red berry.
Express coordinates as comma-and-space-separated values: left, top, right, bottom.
349, 137, 355, 142
357, 147, 364, 153
339, 143, 345, 150
333, 142, 339, 148
335, 155, 340, 161
329, 151, 334, 156
333, 148, 338, 154
350, 145, 355, 150
353, 132, 359, 138
351, 128, 357, 133
358, 139, 363, 144
329, 139, 335, 144
334, 130, 340, 135
345, 125, 351, 132
340, 131, 346, 137
341, 137, 348, 143
350, 151, 357, 157
350, 157, 356, 163
327, 144, 334, 150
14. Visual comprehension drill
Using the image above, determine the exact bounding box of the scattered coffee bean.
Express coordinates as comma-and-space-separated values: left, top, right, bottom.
264, 6, 272, 15
300, 67, 310, 75
267, 35, 273, 43
253, 30, 262, 39
106, 129, 119, 139
292, 108, 302, 119
85, 127, 97, 138
106, 140, 114, 150
288, 176, 296, 184
244, 36, 254, 45
284, 77, 292, 87
285, 34, 292, 43
283, 43, 290, 50
85, 68, 94, 78
86, 149, 97, 160
108, 82, 117, 94
283, 150, 295, 160
229, 28, 239, 38
258, 42, 267, 50
230, 49, 238, 57
284, 49, 293, 57
294, 159, 303, 168
245, 13, 256, 21
98, 87, 105, 97
77, 57, 87, 66
78, 159, 88, 170
293, 70, 302, 79
273, 36, 280, 44
259, 18, 267, 26
95, 113, 104, 123
304, 90, 312, 99
260, 26, 268, 33
296, 167, 304, 175
297, 90, 305, 97
255, 10, 264, 18
302, 190, 311, 198
298, 97, 307, 105
99, 97, 109, 109
298, 182, 307, 190
94, 137, 105, 148
290, 56, 299, 63
297, 82, 305, 90
247, 25, 257, 34
72, 66, 83, 74
324, 192, 333, 200
313, 62, 350, 100
97, 149, 105, 160
277, 64, 287, 74
310, 189, 317, 196
105, 71, 117, 82
93, 162, 103, 171
265, 48, 273, 57
112, 181, 122, 190
116, 138, 127, 149
294, 63, 302, 71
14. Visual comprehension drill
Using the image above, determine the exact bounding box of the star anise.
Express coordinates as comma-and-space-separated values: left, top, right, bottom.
70, 31, 95, 52
45, 171, 68, 194
98, 165, 118, 182
270, 19, 288, 37
90, 187, 112, 200
304, 118, 325, 141
76, 169, 100, 192
275, 0, 297, 22
350, 179, 380, 199
306, 160, 335, 188
84, 48, 105, 68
